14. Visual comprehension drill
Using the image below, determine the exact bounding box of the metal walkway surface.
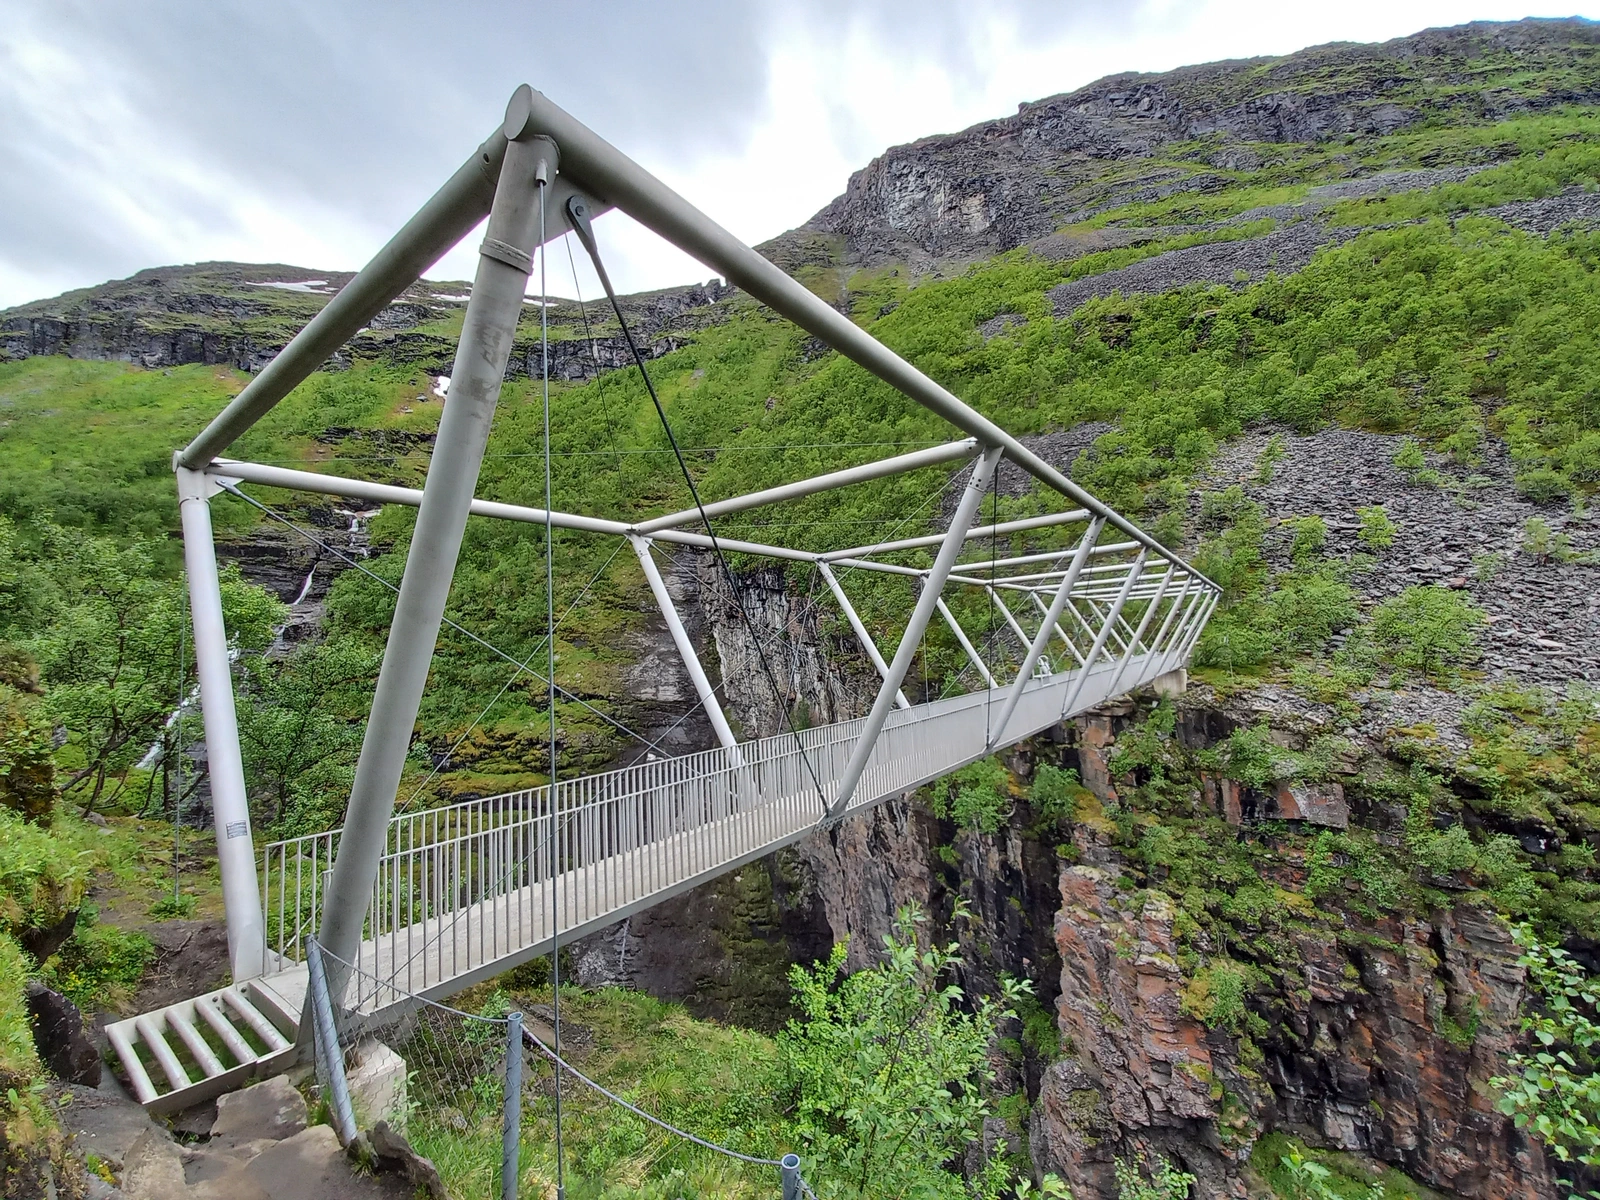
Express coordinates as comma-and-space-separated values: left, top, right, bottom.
264, 648, 1189, 1015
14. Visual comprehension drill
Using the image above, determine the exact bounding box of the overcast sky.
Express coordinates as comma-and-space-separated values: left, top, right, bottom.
2, 0, 1595, 310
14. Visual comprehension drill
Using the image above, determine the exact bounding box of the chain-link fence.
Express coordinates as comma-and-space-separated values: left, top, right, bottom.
306, 940, 813, 1200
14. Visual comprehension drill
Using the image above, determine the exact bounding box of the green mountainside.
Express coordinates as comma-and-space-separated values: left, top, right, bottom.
4, 16, 1600, 1200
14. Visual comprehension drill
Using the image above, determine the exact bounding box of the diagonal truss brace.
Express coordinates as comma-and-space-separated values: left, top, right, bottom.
817, 563, 910, 710
631, 535, 745, 759
829, 446, 1003, 816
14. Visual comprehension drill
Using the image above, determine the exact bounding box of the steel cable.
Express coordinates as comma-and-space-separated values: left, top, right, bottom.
565, 204, 832, 814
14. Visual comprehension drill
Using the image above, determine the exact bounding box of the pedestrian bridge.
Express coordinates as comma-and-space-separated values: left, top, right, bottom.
106, 82, 1217, 1114
110, 642, 1198, 1111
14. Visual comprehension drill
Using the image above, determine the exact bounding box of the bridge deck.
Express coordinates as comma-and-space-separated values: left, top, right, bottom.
109, 650, 1187, 1111
265, 649, 1183, 1016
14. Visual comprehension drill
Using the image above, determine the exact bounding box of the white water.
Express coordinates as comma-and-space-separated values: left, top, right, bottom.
135, 679, 204, 770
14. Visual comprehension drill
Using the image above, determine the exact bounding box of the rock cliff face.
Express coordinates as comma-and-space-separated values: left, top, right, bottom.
572, 400, 1600, 1195
1031, 720, 1555, 1199
801, 19, 1600, 271
0, 260, 732, 380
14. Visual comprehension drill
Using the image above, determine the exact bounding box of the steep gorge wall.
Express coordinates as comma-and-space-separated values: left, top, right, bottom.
564, 411, 1600, 1197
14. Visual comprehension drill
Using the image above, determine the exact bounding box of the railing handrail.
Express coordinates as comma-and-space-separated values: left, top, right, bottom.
259, 564, 1215, 1007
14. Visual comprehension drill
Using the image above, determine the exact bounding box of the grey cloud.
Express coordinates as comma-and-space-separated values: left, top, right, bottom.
0, 0, 776, 304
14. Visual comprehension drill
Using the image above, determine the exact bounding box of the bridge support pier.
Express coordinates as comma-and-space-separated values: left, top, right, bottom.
316, 121, 560, 992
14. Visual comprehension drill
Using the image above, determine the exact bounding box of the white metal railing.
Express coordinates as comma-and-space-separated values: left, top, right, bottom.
261, 558, 1214, 1012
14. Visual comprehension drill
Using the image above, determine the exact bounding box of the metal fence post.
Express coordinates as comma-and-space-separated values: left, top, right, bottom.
503, 1012, 523, 1200
781, 1153, 801, 1200
305, 939, 358, 1147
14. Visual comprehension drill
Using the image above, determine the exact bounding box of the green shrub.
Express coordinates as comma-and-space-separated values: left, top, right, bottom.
1287, 516, 1327, 564
1115, 1153, 1197, 1200
1367, 586, 1485, 678
1182, 960, 1251, 1034
1515, 467, 1572, 504
1199, 486, 1254, 531
0, 934, 38, 1086
41, 911, 152, 1013
1030, 764, 1081, 825
1204, 722, 1279, 791
1265, 572, 1358, 655
1472, 551, 1505, 581
780, 905, 1027, 1199
1523, 517, 1575, 563
1391, 439, 1427, 477
0, 684, 55, 822
1490, 924, 1600, 1170
0, 809, 97, 938
932, 759, 1011, 834
1356, 505, 1397, 551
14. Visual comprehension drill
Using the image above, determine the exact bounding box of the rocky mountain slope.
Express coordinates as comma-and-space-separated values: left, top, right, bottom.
6, 15, 1600, 1200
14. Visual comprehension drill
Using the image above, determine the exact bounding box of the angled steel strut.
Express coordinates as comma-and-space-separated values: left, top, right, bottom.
164, 82, 1217, 1002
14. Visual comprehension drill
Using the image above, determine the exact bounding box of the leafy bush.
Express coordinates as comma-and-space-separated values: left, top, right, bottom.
1490, 924, 1600, 1171
1391, 439, 1427, 477
0, 934, 38, 1087
1287, 516, 1327, 564
779, 905, 1027, 1199
1182, 960, 1252, 1034
1264, 571, 1358, 655
1030, 764, 1082, 825
1203, 722, 1279, 791
0, 809, 97, 938
1114, 1153, 1197, 1200
41, 910, 152, 1013
1356, 505, 1397, 551
1523, 517, 1575, 564
1367, 586, 1485, 679
0, 684, 55, 822
1516, 467, 1572, 504
931, 758, 1011, 834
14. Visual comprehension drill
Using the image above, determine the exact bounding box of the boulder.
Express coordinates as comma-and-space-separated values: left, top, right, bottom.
370, 1120, 447, 1200
211, 1075, 306, 1143
25, 979, 101, 1086
240, 1125, 411, 1199
19, 911, 80, 970
120, 1128, 190, 1200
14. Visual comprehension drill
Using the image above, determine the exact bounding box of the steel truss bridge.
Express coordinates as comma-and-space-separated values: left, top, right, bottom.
107, 86, 1218, 1113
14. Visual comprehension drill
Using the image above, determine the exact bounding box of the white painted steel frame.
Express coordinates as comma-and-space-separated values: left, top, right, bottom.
170, 83, 1219, 990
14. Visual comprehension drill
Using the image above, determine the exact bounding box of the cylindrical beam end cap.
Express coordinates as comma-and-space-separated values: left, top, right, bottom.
503, 84, 537, 140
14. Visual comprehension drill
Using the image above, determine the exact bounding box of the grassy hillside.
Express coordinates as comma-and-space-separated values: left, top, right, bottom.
4, 20, 1600, 1198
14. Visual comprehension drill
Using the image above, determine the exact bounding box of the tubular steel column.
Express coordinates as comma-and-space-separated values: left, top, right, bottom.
318, 121, 559, 981
829, 445, 1002, 816
988, 518, 1102, 747
1062, 550, 1146, 716
935, 597, 995, 688
630, 535, 744, 758
1109, 564, 1175, 694
175, 466, 266, 981
817, 562, 909, 709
